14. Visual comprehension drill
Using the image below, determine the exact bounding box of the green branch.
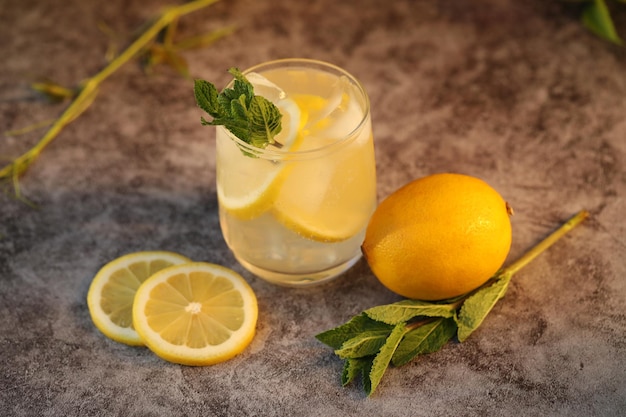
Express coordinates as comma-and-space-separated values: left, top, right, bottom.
1, 0, 226, 197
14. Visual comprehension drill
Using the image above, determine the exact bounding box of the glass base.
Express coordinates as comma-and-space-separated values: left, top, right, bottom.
234, 252, 362, 287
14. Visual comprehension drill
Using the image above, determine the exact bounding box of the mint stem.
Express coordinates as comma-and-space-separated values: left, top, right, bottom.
503, 209, 589, 276
405, 317, 437, 331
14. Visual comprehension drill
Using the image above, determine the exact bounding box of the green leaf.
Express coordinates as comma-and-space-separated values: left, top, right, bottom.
316, 313, 393, 350
392, 318, 458, 367
365, 299, 457, 325
335, 329, 392, 359
582, 0, 624, 45
366, 323, 408, 396
456, 274, 512, 342
193, 79, 222, 118
248, 94, 282, 147
341, 357, 372, 386
229, 95, 250, 133
228, 67, 255, 105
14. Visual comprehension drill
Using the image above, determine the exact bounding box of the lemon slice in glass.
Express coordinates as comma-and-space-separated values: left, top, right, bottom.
87, 251, 191, 346
272, 138, 376, 242
132, 262, 258, 366
273, 91, 376, 242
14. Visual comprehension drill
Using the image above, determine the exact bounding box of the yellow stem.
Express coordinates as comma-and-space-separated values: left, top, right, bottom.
503, 209, 589, 276
164, 17, 179, 47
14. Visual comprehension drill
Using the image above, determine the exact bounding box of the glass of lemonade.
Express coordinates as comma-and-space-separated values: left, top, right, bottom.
215, 58, 376, 286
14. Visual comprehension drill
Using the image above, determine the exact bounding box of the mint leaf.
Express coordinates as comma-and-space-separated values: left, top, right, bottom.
248, 95, 282, 148
392, 318, 457, 367
341, 357, 372, 386
194, 79, 222, 119
228, 67, 255, 101
366, 323, 408, 396
456, 274, 512, 342
316, 313, 393, 350
193, 67, 283, 149
365, 299, 457, 325
335, 329, 392, 359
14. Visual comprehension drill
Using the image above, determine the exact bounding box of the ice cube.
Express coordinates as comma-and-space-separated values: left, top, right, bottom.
303, 76, 345, 130
311, 76, 364, 139
246, 72, 287, 103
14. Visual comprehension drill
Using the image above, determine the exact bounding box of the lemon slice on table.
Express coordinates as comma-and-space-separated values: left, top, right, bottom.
217, 95, 303, 219
132, 262, 258, 366
87, 251, 191, 346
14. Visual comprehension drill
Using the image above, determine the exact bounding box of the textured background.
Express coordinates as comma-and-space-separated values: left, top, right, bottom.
1, 0, 625, 416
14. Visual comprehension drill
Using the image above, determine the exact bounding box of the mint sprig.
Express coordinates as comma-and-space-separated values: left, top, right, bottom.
193, 68, 282, 149
316, 210, 589, 396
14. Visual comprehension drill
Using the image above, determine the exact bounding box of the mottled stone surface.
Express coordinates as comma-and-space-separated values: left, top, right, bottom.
1, 0, 625, 416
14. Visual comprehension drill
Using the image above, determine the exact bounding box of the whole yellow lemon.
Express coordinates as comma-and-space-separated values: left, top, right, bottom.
362, 173, 513, 301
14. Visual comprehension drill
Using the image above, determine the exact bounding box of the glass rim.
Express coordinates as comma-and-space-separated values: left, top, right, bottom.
219, 58, 371, 161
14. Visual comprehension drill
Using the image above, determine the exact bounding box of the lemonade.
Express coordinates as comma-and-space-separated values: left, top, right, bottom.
214, 59, 376, 286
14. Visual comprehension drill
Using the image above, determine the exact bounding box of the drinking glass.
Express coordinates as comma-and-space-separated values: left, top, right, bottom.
215, 58, 376, 286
